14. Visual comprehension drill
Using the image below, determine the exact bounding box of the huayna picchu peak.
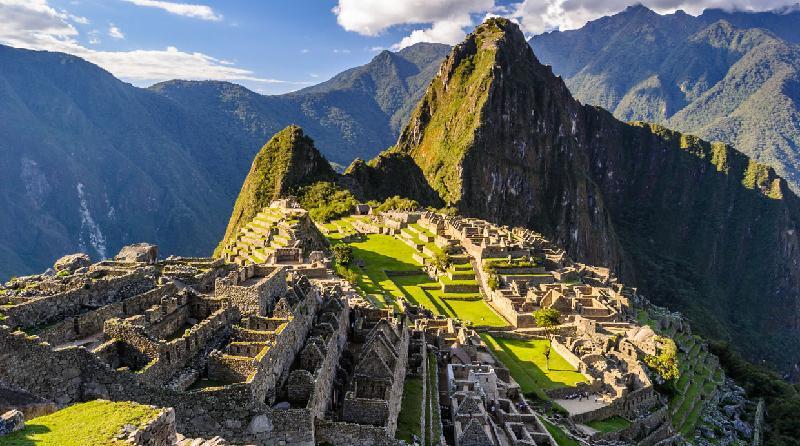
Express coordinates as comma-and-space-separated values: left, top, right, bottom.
2, 7, 800, 446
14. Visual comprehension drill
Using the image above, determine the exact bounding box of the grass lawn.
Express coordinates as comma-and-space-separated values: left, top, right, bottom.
396, 377, 424, 443
481, 334, 587, 396
329, 233, 507, 326
393, 275, 506, 327
586, 416, 631, 433
541, 419, 580, 446
0, 400, 161, 446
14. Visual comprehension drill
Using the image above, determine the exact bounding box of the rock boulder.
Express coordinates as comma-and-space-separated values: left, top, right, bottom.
54, 253, 91, 273
115, 243, 158, 264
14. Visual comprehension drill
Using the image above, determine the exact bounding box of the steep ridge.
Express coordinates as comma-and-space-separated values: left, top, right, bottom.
530, 5, 800, 192
215, 125, 335, 254
359, 17, 800, 369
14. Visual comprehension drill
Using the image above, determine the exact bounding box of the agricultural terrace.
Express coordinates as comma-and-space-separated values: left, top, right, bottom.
481, 334, 588, 398
322, 218, 506, 327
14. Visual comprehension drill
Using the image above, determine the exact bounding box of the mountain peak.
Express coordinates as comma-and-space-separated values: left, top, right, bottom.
215, 125, 334, 254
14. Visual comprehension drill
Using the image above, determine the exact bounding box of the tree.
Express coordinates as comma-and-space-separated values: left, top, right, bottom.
331, 244, 353, 266
433, 251, 450, 272
543, 344, 552, 371
534, 307, 560, 369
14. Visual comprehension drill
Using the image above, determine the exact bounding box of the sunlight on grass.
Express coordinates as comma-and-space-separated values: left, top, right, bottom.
0, 400, 160, 446
481, 334, 587, 394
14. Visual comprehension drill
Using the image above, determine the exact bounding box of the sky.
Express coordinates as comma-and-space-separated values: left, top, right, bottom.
1, 0, 799, 94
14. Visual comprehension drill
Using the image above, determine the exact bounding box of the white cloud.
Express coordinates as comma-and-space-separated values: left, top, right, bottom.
0, 0, 291, 85
121, 0, 221, 21
333, 0, 495, 49
108, 23, 124, 39
300, 48, 309, 54
511, 0, 800, 35
332, 48, 351, 54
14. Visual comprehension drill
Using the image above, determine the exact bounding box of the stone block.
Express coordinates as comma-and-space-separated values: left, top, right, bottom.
0, 410, 24, 436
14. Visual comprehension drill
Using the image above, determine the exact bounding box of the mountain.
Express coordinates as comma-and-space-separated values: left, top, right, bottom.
150, 42, 450, 165
0, 45, 248, 279
215, 125, 335, 254
0, 43, 448, 279
530, 5, 800, 192
352, 17, 800, 371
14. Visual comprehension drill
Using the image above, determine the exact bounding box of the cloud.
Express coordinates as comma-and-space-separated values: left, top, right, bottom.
121, 0, 222, 21
332, 48, 351, 54
108, 23, 124, 39
333, 0, 495, 49
0, 0, 291, 85
511, 0, 800, 35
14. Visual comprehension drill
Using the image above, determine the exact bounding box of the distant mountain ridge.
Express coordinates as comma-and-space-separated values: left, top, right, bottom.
151, 42, 450, 165
0, 42, 449, 279
530, 5, 800, 191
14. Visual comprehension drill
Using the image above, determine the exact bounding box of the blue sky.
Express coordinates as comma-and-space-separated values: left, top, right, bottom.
2, 0, 798, 94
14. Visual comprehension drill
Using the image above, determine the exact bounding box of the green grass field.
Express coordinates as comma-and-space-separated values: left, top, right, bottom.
481, 334, 587, 396
586, 416, 631, 433
0, 400, 161, 446
396, 377, 424, 443
326, 232, 507, 326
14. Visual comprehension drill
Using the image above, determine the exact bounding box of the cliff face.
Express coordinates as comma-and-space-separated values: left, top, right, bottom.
215, 125, 334, 254
367, 18, 800, 369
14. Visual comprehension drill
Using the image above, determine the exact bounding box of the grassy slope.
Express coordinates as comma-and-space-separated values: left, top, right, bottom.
0, 400, 160, 446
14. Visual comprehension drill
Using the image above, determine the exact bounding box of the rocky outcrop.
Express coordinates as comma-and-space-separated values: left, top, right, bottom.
53, 253, 91, 273
116, 243, 159, 264
356, 17, 800, 370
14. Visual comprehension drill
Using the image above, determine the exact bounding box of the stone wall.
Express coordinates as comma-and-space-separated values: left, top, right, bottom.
315, 419, 402, 446
4, 270, 156, 330
122, 406, 177, 446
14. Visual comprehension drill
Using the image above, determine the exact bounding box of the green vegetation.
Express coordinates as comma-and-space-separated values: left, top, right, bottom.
533, 308, 561, 334
396, 19, 508, 204
0, 400, 160, 446
396, 377, 424, 443
330, 243, 353, 266
483, 258, 535, 272
215, 125, 335, 255
710, 341, 800, 446
481, 334, 587, 398
297, 182, 358, 223
586, 416, 631, 433
541, 418, 580, 446
644, 336, 680, 382
667, 332, 723, 437
374, 195, 420, 212
326, 233, 505, 325
426, 353, 442, 445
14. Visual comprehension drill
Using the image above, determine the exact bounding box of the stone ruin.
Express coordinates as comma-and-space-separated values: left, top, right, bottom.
0, 240, 416, 445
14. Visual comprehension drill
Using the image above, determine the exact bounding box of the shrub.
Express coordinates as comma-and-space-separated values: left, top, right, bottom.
644, 336, 679, 382
487, 274, 499, 290
331, 244, 353, 266
297, 182, 358, 223
433, 251, 450, 271
374, 195, 419, 212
